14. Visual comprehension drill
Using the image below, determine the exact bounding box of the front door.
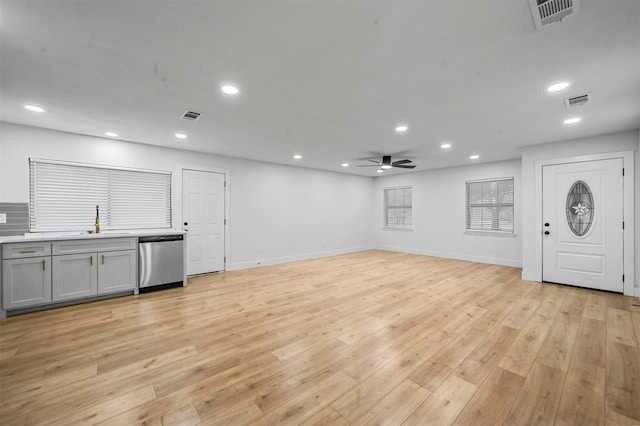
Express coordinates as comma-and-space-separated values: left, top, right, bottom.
182, 169, 225, 275
542, 158, 623, 292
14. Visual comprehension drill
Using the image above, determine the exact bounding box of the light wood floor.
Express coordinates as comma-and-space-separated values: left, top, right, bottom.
1, 250, 639, 425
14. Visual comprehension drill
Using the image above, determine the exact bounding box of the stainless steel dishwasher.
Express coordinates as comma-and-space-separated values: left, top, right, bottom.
138, 234, 184, 291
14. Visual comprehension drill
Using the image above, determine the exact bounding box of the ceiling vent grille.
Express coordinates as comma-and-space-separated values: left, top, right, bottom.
180, 110, 202, 121
529, 0, 580, 30
564, 92, 592, 109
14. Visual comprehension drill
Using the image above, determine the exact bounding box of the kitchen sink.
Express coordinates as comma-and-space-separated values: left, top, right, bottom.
24, 231, 131, 238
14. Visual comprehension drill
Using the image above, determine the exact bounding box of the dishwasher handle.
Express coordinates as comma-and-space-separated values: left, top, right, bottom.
139, 234, 184, 243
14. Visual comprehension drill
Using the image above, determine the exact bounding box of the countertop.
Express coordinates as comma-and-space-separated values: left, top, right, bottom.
0, 229, 186, 244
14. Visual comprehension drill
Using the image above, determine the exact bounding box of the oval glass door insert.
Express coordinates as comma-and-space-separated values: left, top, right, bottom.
566, 180, 593, 237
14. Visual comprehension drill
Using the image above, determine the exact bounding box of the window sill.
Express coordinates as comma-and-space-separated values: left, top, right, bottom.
383, 226, 414, 232
464, 230, 516, 238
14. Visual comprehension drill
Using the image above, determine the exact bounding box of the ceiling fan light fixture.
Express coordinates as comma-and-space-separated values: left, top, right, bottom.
381, 164, 392, 169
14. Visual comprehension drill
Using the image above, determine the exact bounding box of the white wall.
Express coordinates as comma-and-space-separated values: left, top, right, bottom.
372, 159, 522, 267
521, 129, 639, 295
0, 122, 374, 269
2, 122, 638, 290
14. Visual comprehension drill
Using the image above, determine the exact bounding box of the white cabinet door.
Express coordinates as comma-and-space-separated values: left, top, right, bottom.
52, 253, 98, 301
2, 256, 52, 309
98, 250, 136, 294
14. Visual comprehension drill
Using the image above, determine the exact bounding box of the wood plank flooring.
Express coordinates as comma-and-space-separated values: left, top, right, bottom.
1, 250, 639, 425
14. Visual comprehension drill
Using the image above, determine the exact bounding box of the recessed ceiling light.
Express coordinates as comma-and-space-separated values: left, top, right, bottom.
175, 133, 187, 139
395, 125, 408, 133
221, 85, 239, 95
341, 163, 349, 167
104, 132, 118, 138
441, 143, 452, 149
24, 105, 45, 112
470, 155, 479, 160
564, 117, 581, 124
294, 154, 302, 159
548, 82, 570, 92
377, 169, 384, 173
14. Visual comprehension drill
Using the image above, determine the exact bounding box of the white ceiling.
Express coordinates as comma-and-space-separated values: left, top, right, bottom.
1, 0, 639, 176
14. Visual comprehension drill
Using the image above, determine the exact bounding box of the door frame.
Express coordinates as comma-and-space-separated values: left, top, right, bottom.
175, 164, 230, 273
533, 151, 635, 295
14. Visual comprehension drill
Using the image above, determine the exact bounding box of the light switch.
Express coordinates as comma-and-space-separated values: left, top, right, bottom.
0, 213, 6, 224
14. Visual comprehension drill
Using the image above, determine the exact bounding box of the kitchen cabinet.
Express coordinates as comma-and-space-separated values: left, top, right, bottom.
98, 250, 136, 294
52, 253, 98, 301
52, 238, 136, 302
1, 233, 182, 315
2, 241, 52, 310
2, 256, 52, 309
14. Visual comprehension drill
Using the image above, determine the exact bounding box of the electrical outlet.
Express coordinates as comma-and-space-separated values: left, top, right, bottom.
0, 213, 6, 224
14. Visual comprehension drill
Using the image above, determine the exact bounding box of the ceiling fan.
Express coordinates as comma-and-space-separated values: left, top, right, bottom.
357, 155, 416, 170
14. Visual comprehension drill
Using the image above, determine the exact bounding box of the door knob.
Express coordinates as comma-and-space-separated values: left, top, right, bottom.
544, 223, 550, 227
544, 231, 550, 235
184, 222, 188, 226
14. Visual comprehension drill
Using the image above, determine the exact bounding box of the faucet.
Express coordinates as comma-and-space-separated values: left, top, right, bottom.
95, 205, 101, 234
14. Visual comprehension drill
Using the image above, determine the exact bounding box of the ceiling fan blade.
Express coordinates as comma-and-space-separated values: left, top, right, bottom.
366, 159, 381, 164
357, 164, 380, 167
392, 159, 412, 166
393, 164, 416, 169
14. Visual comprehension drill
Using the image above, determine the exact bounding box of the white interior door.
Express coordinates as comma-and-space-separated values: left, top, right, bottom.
182, 170, 225, 275
542, 158, 623, 292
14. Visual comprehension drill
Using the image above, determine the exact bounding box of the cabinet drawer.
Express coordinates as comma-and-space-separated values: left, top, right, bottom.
3, 242, 52, 259
52, 237, 137, 255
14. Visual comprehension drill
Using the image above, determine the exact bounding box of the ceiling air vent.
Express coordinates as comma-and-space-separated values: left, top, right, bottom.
180, 110, 202, 121
564, 92, 592, 109
529, 0, 580, 30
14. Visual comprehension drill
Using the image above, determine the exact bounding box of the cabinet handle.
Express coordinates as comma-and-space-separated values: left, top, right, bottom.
90, 255, 93, 266
19, 250, 36, 254
42, 259, 46, 271
102, 255, 105, 265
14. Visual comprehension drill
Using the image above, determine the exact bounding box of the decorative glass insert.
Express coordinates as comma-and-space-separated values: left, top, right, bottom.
566, 180, 593, 237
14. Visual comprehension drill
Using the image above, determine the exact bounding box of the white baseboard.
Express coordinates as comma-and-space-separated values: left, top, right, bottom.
520, 271, 540, 282
377, 245, 522, 268
227, 245, 376, 271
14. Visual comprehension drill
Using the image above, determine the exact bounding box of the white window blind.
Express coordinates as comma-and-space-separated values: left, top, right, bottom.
384, 186, 412, 228
466, 177, 514, 233
29, 159, 171, 232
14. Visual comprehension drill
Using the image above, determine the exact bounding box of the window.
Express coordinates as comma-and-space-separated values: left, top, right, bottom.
384, 186, 412, 228
466, 177, 514, 234
29, 159, 171, 232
